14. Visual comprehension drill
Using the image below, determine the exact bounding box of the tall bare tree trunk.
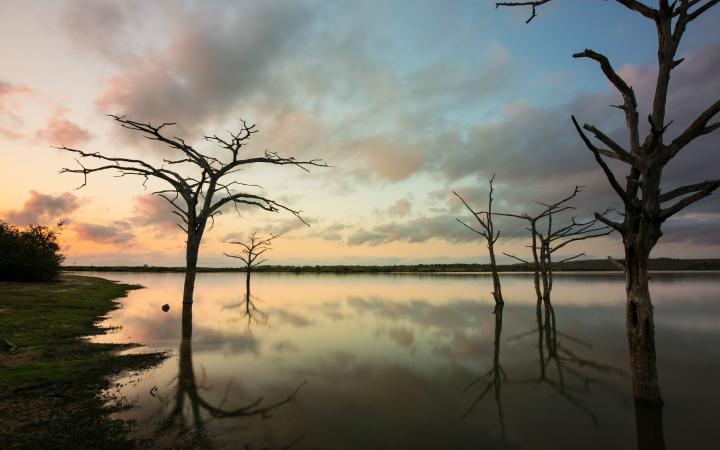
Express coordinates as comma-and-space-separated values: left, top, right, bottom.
183, 232, 202, 305
488, 241, 503, 304
624, 236, 662, 404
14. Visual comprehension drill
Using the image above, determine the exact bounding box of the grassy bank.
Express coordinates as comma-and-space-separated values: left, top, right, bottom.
0, 275, 166, 449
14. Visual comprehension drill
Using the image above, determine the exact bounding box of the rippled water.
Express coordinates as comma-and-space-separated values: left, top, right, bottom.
79, 271, 720, 449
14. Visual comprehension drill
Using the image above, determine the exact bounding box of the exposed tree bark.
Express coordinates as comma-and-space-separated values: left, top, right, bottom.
454, 174, 504, 304
498, 0, 720, 408
56, 116, 327, 309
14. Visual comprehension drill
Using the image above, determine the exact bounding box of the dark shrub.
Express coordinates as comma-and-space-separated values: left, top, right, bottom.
0, 221, 65, 281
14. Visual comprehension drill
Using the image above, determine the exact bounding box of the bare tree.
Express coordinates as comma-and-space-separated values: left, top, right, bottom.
56, 115, 327, 308
497, 0, 720, 406
225, 232, 279, 301
454, 174, 504, 305
496, 186, 610, 309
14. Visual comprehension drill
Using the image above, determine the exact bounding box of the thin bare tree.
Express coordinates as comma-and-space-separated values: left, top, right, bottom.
496, 186, 610, 309
454, 174, 504, 305
224, 232, 279, 323
497, 0, 720, 406
56, 115, 327, 308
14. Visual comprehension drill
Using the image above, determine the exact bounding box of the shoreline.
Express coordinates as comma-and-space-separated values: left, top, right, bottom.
0, 274, 166, 449
62, 257, 720, 274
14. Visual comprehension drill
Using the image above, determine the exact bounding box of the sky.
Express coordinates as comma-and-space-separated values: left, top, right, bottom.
0, 0, 718, 266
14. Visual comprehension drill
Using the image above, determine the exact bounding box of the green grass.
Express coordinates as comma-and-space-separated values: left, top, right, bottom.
0, 275, 166, 449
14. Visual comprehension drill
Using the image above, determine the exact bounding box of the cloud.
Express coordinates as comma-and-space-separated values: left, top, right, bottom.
314, 223, 347, 241
388, 327, 415, 348
661, 213, 720, 245
266, 309, 314, 327
346, 296, 488, 330
58, 1, 719, 250
73, 221, 135, 245
35, 112, 92, 146
130, 194, 181, 232
0, 80, 31, 141
385, 198, 412, 217
347, 214, 488, 246
62, 0, 144, 63
92, 1, 312, 129
62, 1, 520, 183
3, 191, 81, 225
349, 41, 720, 247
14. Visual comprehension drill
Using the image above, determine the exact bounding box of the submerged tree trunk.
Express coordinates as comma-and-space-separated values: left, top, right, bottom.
183, 232, 203, 305
245, 267, 251, 302
624, 241, 662, 404
634, 402, 666, 450
488, 242, 503, 305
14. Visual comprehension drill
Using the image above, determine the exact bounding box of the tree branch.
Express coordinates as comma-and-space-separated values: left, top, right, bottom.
660, 179, 720, 219
666, 98, 720, 160
495, 0, 552, 23
571, 116, 628, 201
572, 50, 640, 153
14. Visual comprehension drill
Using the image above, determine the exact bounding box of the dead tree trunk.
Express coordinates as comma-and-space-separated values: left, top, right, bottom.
454, 174, 504, 304
498, 0, 720, 408
183, 231, 202, 305
624, 236, 661, 402
245, 269, 251, 303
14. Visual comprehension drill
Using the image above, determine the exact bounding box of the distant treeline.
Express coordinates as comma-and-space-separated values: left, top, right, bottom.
63, 258, 720, 273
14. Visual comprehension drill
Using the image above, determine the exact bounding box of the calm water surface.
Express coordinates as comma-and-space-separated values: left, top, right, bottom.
79, 271, 720, 449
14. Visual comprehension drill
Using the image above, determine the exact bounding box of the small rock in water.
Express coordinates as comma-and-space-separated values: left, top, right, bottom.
161, 304, 170, 312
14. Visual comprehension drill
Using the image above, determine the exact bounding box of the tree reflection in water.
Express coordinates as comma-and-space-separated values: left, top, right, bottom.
513, 301, 628, 426
461, 303, 507, 439
463, 297, 637, 442
222, 286, 268, 328
149, 303, 305, 448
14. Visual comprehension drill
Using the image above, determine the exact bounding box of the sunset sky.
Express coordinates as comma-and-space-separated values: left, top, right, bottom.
1, 0, 719, 266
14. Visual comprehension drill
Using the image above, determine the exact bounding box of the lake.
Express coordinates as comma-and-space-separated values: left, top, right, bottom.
79, 271, 720, 449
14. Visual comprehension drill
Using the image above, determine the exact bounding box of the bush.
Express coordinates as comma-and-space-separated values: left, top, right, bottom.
0, 221, 65, 281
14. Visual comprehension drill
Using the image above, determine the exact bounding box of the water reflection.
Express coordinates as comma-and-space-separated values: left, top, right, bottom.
462, 303, 507, 439
148, 303, 305, 448
517, 300, 627, 426
222, 289, 268, 327
83, 272, 720, 449
462, 294, 654, 445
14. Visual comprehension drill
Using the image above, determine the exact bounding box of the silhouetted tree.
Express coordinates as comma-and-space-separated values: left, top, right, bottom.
454, 174, 504, 304
0, 221, 65, 281
224, 232, 279, 304
497, 0, 720, 408
56, 116, 327, 308
496, 187, 609, 309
